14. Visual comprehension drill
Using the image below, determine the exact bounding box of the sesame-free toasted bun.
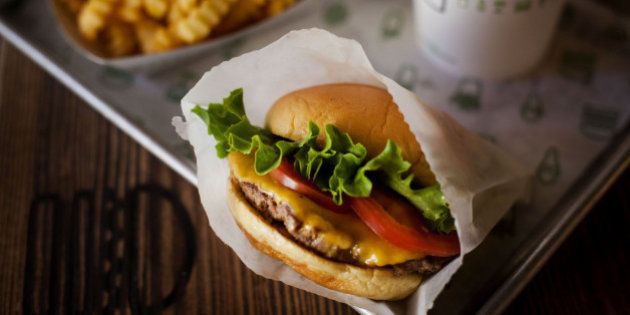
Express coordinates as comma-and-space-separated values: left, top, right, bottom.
226, 179, 422, 300
265, 83, 436, 186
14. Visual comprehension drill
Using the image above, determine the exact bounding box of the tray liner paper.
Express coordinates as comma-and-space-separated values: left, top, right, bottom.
176, 28, 529, 314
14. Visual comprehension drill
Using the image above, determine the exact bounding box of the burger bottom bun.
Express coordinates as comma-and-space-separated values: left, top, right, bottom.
226, 179, 423, 301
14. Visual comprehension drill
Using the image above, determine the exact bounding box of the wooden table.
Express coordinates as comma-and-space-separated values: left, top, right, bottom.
0, 40, 628, 314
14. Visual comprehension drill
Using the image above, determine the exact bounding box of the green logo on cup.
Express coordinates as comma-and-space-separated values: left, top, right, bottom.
451, 78, 483, 111
99, 66, 134, 90
520, 90, 545, 123
579, 105, 620, 141
166, 72, 199, 103
381, 8, 405, 39
559, 50, 597, 85
536, 147, 560, 185
324, 1, 349, 26
395, 64, 418, 90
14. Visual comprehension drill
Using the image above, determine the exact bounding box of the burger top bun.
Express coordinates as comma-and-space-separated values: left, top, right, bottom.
266, 83, 436, 186
226, 180, 423, 300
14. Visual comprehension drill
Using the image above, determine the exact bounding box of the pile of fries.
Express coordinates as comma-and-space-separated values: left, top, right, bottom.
59, 0, 296, 57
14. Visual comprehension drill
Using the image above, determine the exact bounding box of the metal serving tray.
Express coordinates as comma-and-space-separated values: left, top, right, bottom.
1, 0, 628, 313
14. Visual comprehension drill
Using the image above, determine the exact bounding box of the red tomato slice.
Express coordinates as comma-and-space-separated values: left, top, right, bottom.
269, 159, 459, 257
348, 197, 460, 257
268, 159, 351, 214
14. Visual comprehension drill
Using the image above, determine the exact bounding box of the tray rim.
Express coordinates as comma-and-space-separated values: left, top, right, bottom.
1, 8, 629, 314
479, 126, 629, 314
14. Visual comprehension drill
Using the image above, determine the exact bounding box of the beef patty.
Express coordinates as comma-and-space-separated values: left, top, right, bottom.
233, 177, 449, 276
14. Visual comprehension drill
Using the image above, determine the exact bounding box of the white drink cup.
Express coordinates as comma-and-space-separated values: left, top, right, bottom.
414, 0, 566, 79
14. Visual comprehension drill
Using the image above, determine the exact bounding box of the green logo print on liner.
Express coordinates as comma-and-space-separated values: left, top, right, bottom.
493, 0, 506, 13
323, 1, 349, 26
536, 147, 560, 185
520, 90, 545, 123
99, 66, 134, 90
514, 0, 532, 12
394, 64, 418, 90
381, 8, 405, 39
579, 105, 620, 141
166, 72, 198, 103
451, 78, 483, 111
477, 0, 487, 12
559, 50, 597, 85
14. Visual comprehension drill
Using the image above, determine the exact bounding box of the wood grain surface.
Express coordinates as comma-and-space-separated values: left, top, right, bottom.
0, 39, 628, 315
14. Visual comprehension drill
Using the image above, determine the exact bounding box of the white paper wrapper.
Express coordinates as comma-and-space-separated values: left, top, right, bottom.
177, 28, 529, 314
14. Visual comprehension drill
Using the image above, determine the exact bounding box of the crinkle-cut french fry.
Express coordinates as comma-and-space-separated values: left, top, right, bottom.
104, 21, 137, 56
172, 0, 237, 44
77, 0, 118, 41
142, 0, 169, 19
135, 19, 181, 53
175, 0, 197, 13
265, 0, 294, 17
213, 0, 267, 35
63, 0, 293, 57
118, 0, 143, 23
167, 1, 185, 24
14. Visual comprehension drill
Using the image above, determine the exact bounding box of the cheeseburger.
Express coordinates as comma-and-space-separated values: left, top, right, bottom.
193, 83, 460, 300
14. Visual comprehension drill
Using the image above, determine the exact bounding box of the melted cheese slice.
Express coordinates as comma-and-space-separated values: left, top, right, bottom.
229, 153, 425, 267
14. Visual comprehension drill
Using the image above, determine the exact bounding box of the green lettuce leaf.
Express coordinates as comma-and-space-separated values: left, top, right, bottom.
356, 140, 454, 232
192, 88, 455, 233
191, 89, 286, 174
290, 124, 367, 205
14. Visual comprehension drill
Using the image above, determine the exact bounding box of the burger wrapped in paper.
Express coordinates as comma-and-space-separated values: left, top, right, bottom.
177, 29, 528, 314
